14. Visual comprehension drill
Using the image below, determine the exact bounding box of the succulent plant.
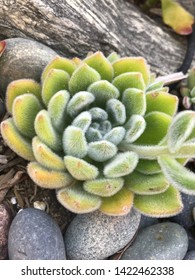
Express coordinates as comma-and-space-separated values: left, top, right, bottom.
1, 51, 195, 217
181, 68, 195, 109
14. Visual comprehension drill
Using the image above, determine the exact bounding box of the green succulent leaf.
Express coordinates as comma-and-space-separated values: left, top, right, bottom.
104, 151, 138, 178
100, 187, 134, 216
89, 107, 108, 121
48, 90, 70, 133
187, 68, 195, 90
158, 155, 195, 195
72, 111, 92, 132
112, 57, 150, 85
146, 81, 164, 92
83, 177, 124, 197
57, 183, 102, 214
42, 69, 70, 106
69, 63, 101, 94
106, 99, 126, 125
112, 72, 145, 93
6, 79, 41, 114
125, 171, 169, 195
107, 52, 120, 63
63, 126, 88, 158
64, 155, 99, 180
32, 137, 65, 171
136, 159, 162, 175
86, 127, 102, 142
83, 51, 114, 81
122, 88, 146, 118
12, 94, 42, 138
0, 118, 35, 161
88, 140, 117, 162
103, 127, 126, 145
167, 111, 195, 153
27, 161, 73, 189
34, 110, 62, 152
125, 115, 146, 143
146, 91, 178, 116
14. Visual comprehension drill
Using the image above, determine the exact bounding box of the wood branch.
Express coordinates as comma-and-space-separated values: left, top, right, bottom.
0, 0, 194, 76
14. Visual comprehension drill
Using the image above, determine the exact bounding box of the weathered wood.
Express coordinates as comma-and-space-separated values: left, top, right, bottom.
0, 0, 194, 75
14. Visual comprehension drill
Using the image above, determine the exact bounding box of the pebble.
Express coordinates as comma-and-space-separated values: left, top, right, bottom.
0, 204, 12, 260
121, 222, 188, 260
65, 209, 141, 260
170, 192, 195, 229
8, 208, 66, 260
139, 215, 159, 230
183, 250, 195, 260
0, 38, 57, 94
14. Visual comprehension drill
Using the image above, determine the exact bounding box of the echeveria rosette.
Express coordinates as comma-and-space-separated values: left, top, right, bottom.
1, 51, 195, 217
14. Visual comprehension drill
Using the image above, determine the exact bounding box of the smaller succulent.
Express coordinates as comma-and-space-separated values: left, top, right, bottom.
181, 68, 195, 109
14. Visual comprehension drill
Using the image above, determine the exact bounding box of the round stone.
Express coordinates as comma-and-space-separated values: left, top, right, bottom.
0, 38, 57, 94
65, 209, 141, 260
8, 208, 66, 260
183, 250, 195, 260
121, 222, 188, 260
0, 204, 12, 260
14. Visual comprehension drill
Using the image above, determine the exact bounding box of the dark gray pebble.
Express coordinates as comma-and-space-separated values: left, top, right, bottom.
183, 250, 195, 260
8, 208, 66, 260
121, 222, 188, 260
0, 204, 12, 259
65, 209, 141, 260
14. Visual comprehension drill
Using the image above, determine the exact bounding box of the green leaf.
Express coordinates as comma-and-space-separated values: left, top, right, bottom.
63, 126, 88, 158
0, 118, 35, 161
27, 161, 73, 189
72, 111, 92, 132
104, 127, 126, 145
57, 183, 102, 214
136, 159, 162, 175
64, 155, 99, 180
125, 171, 169, 195
161, 0, 194, 35
89, 107, 108, 121
122, 88, 146, 118
34, 110, 62, 152
107, 52, 120, 63
100, 187, 134, 216
86, 127, 102, 142
83, 177, 124, 197
187, 68, 195, 90
134, 185, 183, 217
167, 110, 195, 153
6, 79, 41, 114
83, 51, 114, 81
104, 151, 138, 178
158, 155, 195, 195
146, 91, 178, 116
42, 69, 70, 106
88, 140, 117, 162
12, 94, 42, 138
112, 72, 146, 94
125, 115, 146, 143
106, 99, 126, 125
112, 57, 150, 85
146, 80, 164, 92
69, 63, 101, 94
32, 137, 65, 171
48, 90, 70, 133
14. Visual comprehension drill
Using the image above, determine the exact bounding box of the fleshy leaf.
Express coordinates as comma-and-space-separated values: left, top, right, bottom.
100, 188, 134, 216
34, 110, 62, 152
0, 118, 35, 161
89, 107, 108, 121
136, 159, 162, 175
42, 69, 70, 106
32, 137, 65, 171
104, 151, 138, 178
64, 155, 99, 180
107, 52, 120, 63
27, 162, 73, 189
187, 68, 195, 90
106, 99, 126, 125
134, 185, 183, 217
168, 110, 195, 153
57, 183, 102, 214
41, 56, 76, 82
48, 90, 70, 133
112, 72, 145, 93
146, 91, 178, 116
158, 155, 195, 194
0, 40, 6, 56
63, 126, 88, 158
125, 171, 169, 195
86, 127, 102, 142
67, 91, 95, 118
6, 79, 41, 114
69, 63, 101, 94
12, 94, 42, 138
122, 88, 146, 118
146, 81, 164, 92
161, 0, 194, 35
72, 111, 92, 132
112, 57, 150, 85
88, 80, 119, 106
125, 115, 146, 143
83, 51, 114, 81
104, 127, 126, 145
83, 177, 124, 197
88, 140, 117, 162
